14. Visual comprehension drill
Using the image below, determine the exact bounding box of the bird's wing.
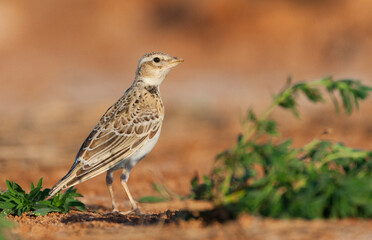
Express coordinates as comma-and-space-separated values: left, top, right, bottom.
49, 88, 163, 195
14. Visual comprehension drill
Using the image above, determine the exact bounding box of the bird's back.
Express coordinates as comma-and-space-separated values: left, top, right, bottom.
49, 83, 164, 196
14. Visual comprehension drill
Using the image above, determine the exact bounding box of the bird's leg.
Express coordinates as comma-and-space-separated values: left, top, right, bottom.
120, 169, 141, 214
106, 171, 118, 212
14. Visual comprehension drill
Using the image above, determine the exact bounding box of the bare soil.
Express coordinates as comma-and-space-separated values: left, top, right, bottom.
5, 205, 372, 240
3, 106, 372, 240
2, 0, 372, 239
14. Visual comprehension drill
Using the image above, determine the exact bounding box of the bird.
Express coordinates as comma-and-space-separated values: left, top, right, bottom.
49, 52, 183, 214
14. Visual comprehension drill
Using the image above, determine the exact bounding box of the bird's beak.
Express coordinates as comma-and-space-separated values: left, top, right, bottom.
166, 57, 184, 68
173, 57, 184, 63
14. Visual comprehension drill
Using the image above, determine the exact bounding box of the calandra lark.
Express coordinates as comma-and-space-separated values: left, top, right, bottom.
49, 52, 183, 214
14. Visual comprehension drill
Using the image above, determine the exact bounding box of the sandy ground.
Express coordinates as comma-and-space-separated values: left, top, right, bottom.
5, 204, 372, 240
2, 0, 372, 239
2, 105, 372, 240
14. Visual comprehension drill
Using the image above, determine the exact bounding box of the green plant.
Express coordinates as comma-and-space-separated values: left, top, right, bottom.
0, 216, 13, 240
0, 178, 86, 216
138, 183, 182, 203
190, 76, 372, 219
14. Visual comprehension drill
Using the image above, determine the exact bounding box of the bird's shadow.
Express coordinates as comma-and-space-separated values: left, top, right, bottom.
61, 205, 180, 226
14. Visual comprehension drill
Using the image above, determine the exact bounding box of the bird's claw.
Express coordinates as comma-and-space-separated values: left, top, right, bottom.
119, 208, 142, 216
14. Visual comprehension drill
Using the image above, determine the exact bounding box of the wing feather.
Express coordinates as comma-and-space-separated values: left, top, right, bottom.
49, 86, 164, 195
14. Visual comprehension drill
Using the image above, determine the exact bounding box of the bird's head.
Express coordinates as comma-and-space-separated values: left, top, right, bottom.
135, 52, 183, 86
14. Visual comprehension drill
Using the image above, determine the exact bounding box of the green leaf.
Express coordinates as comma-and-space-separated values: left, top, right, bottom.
5, 181, 16, 195
0, 202, 16, 210
248, 108, 257, 121
138, 196, 168, 203
33, 208, 60, 216
153, 183, 170, 199
37, 178, 43, 188
66, 201, 86, 212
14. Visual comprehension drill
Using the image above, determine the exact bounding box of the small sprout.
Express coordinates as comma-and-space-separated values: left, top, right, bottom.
138, 182, 182, 203
0, 178, 86, 216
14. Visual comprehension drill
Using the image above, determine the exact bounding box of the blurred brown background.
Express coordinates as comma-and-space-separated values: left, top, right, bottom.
1, 0, 372, 204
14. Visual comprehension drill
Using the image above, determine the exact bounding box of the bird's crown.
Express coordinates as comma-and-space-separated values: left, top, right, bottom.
134, 52, 183, 86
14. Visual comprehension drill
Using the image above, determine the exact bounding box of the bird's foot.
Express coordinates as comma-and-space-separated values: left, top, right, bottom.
120, 208, 142, 216
103, 207, 120, 215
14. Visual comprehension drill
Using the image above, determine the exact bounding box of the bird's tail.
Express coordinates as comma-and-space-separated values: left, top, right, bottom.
49, 162, 80, 196
49, 161, 109, 197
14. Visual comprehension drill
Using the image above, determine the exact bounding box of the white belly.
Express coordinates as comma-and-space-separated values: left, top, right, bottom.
129, 129, 161, 163
111, 129, 161, 171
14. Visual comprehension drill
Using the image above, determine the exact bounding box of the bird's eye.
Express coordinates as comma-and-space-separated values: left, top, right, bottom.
153, 57, 160, 63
